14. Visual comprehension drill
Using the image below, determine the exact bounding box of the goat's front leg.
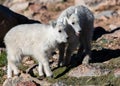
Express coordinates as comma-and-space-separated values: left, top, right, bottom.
64, 42, 78, 66
58, 43, 65, 67
41, 56, 53, 77
38, 62, 44, 76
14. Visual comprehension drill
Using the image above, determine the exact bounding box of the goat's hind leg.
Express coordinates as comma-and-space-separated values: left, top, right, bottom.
7, 52, 20, 78
82, 30, 93, 65
7, 60, 20, 78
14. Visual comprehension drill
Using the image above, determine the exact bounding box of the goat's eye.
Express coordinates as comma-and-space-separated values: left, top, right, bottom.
72, 22, 75, 25
58, 30, 62, 33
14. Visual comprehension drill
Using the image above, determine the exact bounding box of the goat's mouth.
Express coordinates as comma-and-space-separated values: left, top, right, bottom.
76, 32, 80, 36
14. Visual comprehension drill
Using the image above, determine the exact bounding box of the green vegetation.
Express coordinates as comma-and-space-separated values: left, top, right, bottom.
46, 58, 120, 85
0, 43, 120, 85
0, 52, 7, 84
0, 52, 7, 67
0, 69, 6, 84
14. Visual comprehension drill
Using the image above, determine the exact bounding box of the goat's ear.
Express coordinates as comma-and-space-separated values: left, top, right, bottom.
66, 12, 69, 18
63, 17, 68, 25
50, 20, 56, 28
75, 8, 78, 14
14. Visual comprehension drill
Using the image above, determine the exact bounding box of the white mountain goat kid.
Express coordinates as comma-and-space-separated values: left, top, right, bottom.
57, 5, 94, 66
4, 21, 68, 78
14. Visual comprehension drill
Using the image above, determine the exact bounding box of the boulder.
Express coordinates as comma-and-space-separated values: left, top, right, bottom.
10, 2, 29, 12
75, 0, 120, 11
68, 65, 110, 78
3, 73, 51, 86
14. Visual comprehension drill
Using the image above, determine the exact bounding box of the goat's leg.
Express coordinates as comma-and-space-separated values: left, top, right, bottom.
58, 43, 65, 67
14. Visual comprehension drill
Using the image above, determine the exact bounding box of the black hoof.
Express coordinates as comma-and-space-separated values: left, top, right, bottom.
38, 75, 45, 80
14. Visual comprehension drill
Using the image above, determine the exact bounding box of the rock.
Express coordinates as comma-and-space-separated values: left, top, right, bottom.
16, 81, 36, 86
109, 24, 120, 30
112, 29, 120, 38
23, 10, 33, 19
22, 56, 30, 63
37, 0, 64, 4
114, 68, 120, 78
68, 65, 110, 78
3, 74, 37, 86
28, 3, 41, 13
96, 29, 120, 49
22, 56, 35, 65
74, 0, 87, 7
75, 0, 120, 11
10, 2, 29, 12
95, 10, 115, 19
3, 78, 13, 86
52, 82, 67, 86
3, 73, 52, 86
12, 0, 26, 3
118, 10, 120, 15
2, 66, 7, 71
25, 60, 35, 65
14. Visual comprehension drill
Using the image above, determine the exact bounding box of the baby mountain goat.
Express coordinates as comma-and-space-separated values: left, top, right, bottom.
57, 5, 94, 66
4, 21, 68, 78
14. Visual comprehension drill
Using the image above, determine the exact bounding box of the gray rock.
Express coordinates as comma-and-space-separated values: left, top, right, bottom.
52, 82, 67, 86
68, 65, 110, 78
16, 81, 36, 86
75, 0, 120, 11
10, 2, 29, 12
114, 68, 120, 78
95, 10, 115, 19
36, 0, 64, 4
3, 73, 52, 86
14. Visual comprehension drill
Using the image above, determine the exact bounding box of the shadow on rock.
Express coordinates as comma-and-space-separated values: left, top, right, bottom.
55, 48, 120, 78
54, 54, 82, 79
91, 48, 120, 63
55, 26, 120, 78
92, 26, 120, 62
93, 26, 120, 41
0, 5, 40, 47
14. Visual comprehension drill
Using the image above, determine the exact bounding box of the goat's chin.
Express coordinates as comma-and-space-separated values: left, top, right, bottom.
57, 39, 67, 44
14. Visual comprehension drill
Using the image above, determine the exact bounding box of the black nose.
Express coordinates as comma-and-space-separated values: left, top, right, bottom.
67, 37, 69, 40
79, 30, 81, 33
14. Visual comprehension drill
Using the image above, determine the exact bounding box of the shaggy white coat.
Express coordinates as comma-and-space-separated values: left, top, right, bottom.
57, 5, 94, 66
4, 23, 68, 78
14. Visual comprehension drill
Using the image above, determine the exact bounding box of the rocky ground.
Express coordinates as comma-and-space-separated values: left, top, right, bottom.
0, 0, 120, 86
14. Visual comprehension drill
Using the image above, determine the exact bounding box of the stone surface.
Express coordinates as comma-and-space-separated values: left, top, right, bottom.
68, 65, 110, 78
52, 82, 67, 86
75, 0, 120, 11
3, 73, 51, 86
114, 68, 120, 77
95, 10, 115, 19
10, 2, 29, 12
97, 29, 120, 49
16, 81, 36, 86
